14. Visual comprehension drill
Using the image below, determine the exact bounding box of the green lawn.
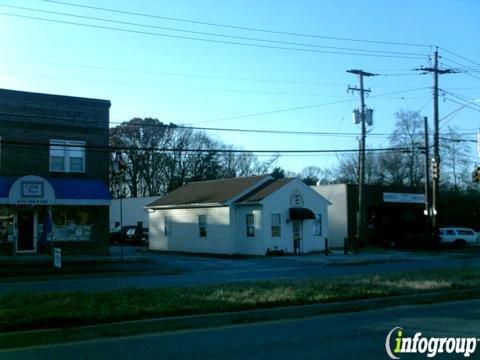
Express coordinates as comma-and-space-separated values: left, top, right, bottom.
1, 268, 479, 332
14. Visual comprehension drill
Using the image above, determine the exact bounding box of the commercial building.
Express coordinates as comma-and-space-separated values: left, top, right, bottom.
0, 88, 111, 255
147, 176, 330, 255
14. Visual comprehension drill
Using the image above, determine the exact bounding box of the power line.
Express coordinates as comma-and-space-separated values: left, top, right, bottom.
0, 59, 431, 88
3, 109, 469, 138
0, 87, 430, 130
0, 70, 353, 98
1, 139, 413, 155
440, 47, 480, 69
442, 57, 480, 82
0, 4, 428, 58
0, 59, 345, 86
39, 0, 432, 48
193, 87, 429, 125
0, 11, 425, 59
0, 110, 393, 138
439, 90, 480, 109
443, 97, 480, 114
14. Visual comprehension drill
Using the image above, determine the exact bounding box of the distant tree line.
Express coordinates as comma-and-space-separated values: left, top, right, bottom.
109, 111, 475, 198
110, 118, 277, 197
295, 110, 474, 192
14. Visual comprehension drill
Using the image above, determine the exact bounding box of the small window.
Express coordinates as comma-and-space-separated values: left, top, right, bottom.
246, 213, 255, 237
446, 229, 455, 236
271, 214, 281, 237
50, 140, 85, 173
314, 214, 322, 236
199, 215, 207, 237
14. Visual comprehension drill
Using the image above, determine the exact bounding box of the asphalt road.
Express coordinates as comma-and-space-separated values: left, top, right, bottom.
0, 249, 479, 294
2, 299, 480, 359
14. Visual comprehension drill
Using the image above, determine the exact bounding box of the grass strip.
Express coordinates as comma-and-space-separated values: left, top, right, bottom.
1, 267, 479, 332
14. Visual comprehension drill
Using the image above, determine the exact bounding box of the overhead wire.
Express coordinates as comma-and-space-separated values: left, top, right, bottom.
440, 47, 480, 69
0, 70, 354, 98
192, 87, 430, 125
1, 139, 413, 155
39, 0, 432, 48
0, 4, 428, 58
0, 11, 426, 59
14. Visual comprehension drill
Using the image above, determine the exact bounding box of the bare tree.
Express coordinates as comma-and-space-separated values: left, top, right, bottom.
109, 118, 277, 197
389, 110, 425, 187
298, 165, 333, 185
440, 126, 472, 191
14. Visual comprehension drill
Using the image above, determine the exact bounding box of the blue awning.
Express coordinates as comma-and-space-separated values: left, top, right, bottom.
1, 176, 111, 205
0, 177, 16, 198
49, 178, 110, 201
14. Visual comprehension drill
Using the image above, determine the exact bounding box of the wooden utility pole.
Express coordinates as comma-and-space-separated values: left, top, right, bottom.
416, 49, 456, 234
347, 69, 376, 252
423, 116, 431, 245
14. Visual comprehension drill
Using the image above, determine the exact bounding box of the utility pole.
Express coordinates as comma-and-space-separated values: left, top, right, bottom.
416, 48, 456, 236
422, 116, 431, 245
347, 69, 376, 253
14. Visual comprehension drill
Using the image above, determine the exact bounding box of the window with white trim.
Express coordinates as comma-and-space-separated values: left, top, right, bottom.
271, 214, 281, 237
50, 140, 86, 172
246, 213, 255, 237
198, 215, 207, 237
314, 214, 322, 236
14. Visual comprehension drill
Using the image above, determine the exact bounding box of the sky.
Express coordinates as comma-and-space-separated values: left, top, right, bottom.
0, 0, 479, 174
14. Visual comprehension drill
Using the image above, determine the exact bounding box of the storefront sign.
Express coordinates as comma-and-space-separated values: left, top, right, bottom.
383, 192, 425, 204
21, 182, 44, 197
8, 175, 56, 205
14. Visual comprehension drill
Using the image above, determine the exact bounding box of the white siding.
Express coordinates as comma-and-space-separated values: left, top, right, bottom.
149, 206, 233, 254
110, 196, 159, 230
262, 179, 329, 254
312, 184, 348, 248
235, 205, 265, 255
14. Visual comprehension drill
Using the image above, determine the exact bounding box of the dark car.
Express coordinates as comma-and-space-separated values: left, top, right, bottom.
109, 226, 148, 245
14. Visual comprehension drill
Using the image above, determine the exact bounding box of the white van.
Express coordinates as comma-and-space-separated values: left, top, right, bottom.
438, 227, 479, 247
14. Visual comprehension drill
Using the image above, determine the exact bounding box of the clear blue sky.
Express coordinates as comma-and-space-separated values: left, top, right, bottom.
0, 0, 479, 173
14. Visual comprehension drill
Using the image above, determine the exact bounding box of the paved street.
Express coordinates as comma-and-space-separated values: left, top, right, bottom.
0, 247, 479, 294
2, 299, 479, 359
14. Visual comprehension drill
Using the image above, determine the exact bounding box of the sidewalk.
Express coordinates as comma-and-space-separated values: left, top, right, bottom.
0, 251, 158, 278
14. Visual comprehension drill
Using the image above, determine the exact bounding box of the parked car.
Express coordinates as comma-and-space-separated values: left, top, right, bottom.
109, 226, 149, 245
438, 227, 479, 248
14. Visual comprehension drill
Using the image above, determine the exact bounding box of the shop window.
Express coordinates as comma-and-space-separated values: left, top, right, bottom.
0, 207, 14, 242
198, 215, 207, 237
314, 214, 322, 236
50, 140, 85, 173
47, 206, 93, 241
271, 214, 281, 237
246, 213, 255, 237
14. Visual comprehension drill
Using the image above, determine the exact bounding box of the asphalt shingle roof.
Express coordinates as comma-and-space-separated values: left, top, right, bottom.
235, 178, 294, 203
147, 176, 269, 207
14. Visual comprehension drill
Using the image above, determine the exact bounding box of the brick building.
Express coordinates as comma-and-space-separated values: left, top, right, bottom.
0, 88, 111, 255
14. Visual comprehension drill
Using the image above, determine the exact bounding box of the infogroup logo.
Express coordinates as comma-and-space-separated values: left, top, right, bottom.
385, 327, 479, 359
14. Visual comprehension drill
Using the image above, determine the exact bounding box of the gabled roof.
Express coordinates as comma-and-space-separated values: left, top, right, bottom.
236, 178, 294, 204
146, 176, 270, 207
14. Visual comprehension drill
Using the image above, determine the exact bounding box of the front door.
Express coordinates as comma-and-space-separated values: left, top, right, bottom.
17, 210, 35, 252
293, 220, 302, 254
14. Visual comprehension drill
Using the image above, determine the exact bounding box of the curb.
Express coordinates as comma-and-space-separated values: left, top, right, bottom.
1, 288, 480, 350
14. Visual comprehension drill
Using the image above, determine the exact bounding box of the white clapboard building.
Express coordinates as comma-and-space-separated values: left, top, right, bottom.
146, 176, 330, 255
